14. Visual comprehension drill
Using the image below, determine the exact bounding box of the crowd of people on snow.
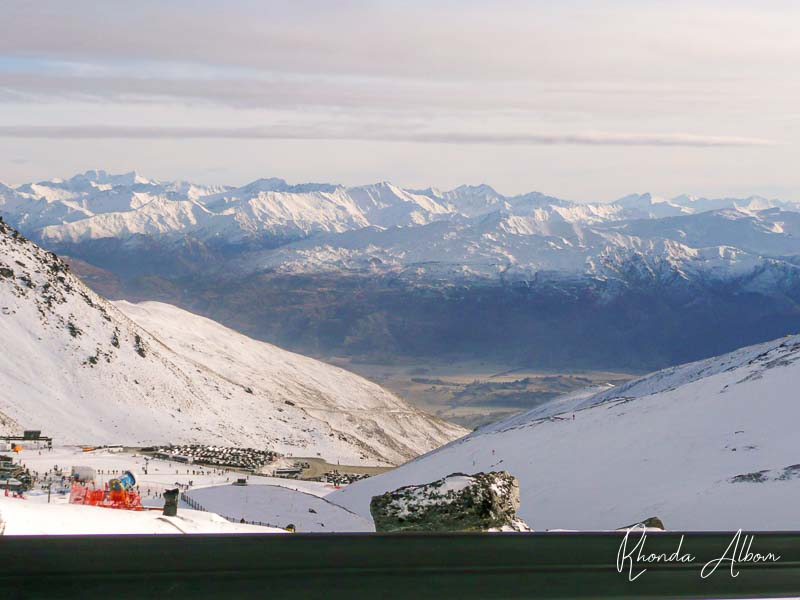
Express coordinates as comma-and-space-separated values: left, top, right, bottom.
317, 470, 371, 485
143, 444, 281, 471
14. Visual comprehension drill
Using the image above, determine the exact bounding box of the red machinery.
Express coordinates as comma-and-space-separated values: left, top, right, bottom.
69, 470, 142, 510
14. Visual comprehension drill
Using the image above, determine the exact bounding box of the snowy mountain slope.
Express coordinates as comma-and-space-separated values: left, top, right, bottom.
610, 192, 800, 220
5, 170, 800, 290
241, 209, 782, 284
115, 300, 466, 461
416, 184, 506, 218
0, 219, 465, 464
330, 335, 800, 530
240, 214, 603, 278
2, 171, 227, 241
604, 207, 800, 257
197, 184, 370, 239
666, 193, 797, 214
38, 197, 214, 243
14, 170, 227, 203
3, 171, 454, 244
415, 185, 576, 219
0, 184, 92, 231
344, 182, 453, 227
5, 170, 794, 250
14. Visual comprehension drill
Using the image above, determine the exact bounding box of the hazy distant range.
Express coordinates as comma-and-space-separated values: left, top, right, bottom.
4, 169, 800, 373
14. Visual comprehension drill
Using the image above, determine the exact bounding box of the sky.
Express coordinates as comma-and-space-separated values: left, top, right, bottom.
1, 0, 799, 202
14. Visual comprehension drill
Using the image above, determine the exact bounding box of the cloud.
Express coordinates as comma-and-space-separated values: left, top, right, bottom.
0, 70, 770, 115
0, 125, 775, 147
2, 1, 799, 84
1, 3, 796, 137
0, 1, 794, 200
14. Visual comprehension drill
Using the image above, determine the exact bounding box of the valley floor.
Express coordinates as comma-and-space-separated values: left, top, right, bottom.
326, 358, 635, 429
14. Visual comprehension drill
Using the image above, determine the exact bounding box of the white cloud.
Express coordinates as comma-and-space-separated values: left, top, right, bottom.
0, 124, 774, 147
0, 1, 796, 199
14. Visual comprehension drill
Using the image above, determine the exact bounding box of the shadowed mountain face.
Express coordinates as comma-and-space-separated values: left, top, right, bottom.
61, 267, 800, 372
4, 171, 800, 371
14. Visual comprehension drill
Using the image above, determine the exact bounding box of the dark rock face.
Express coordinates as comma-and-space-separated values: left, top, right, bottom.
370, 471, 530, 533
618, 516, 666, 530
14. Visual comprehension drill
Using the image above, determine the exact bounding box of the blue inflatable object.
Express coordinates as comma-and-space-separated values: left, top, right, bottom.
118, 470, 136, 490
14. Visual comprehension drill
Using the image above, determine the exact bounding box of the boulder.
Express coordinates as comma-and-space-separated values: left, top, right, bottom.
370, 471, 531, 533
618, 516, 665, 530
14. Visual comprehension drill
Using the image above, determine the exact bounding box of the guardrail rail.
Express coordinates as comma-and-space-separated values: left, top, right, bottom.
0, 531, 798, 599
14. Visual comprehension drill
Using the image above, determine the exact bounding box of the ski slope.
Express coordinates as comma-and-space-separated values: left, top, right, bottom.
331, 336, 800, 530
185, 484, 374, 532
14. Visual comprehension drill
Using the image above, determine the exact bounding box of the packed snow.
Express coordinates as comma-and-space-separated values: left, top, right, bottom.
3, 444, 345, 534
0, 496, 284, 535
15, 445, 338, 500
331, 335, 800, 531
184, 485, 373, 532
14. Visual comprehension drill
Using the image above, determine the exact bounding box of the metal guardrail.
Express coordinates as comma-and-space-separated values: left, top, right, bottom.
0, 531, 798, 599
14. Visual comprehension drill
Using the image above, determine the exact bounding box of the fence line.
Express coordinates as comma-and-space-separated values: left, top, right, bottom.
179, 491, 283, 530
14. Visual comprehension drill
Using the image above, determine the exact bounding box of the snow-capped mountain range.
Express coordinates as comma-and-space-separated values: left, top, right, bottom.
0, 218, 465, 464
331, 333, 800, 530
3, 170, 800, 283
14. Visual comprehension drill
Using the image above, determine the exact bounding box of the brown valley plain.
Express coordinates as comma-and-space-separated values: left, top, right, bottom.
326, 358, 636, 429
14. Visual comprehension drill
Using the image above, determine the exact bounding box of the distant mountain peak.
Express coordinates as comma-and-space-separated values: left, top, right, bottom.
4, 170, 799, 285
614, 192, 665, 205
240, 177, 340, 195
241, 177, 289, 193
408, 186, 444, 199
66, 169, 153, 187
453, 183, 499, 195
357, 181, 399, 192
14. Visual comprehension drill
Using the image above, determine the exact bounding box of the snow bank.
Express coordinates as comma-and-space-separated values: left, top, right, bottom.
0, 496, 285, 535
185, 484, 373, 532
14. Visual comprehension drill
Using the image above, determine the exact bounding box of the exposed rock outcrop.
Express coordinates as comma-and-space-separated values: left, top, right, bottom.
370, 471, 530, 533
618, 516, 665, 530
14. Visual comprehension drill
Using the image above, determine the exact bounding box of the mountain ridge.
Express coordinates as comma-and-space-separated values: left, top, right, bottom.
6, 171, 800, 373
4, 170, 796, 250
0, 217, 466, 464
